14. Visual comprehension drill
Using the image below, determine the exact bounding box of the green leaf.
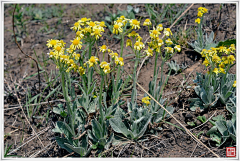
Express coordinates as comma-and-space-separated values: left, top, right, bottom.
135, 116, 152, 140
55, 137, 73, 153
64, 143, 86, 156
215, 120, 228, 137
55, 121, 74, 140
197, 116, 206, 123
53, 104, 64, 115
92, 119, 104, 139
210, 133, 222, 145
187, 122, 196, 126
24, 70, 45, 80
44, 84, 60, 101
207, 126, 218, 136
109, 117, 133, 138
217, 39, 236, 48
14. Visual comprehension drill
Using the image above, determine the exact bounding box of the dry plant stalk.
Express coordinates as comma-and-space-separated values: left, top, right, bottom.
12, 4, 41, 93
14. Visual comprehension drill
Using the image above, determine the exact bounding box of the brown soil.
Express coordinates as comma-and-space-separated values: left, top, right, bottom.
4, 3, 236, 158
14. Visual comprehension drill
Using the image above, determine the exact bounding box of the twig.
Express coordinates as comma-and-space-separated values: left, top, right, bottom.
117, 144, 126, 157
124, 69, 220, 158
190, 111, 216, 131
63, 152, 75, 158
7, 127, 49, 155
29, 141, 56, 158
12, 4, 41, 93
190, 142, 199, 157
12, 84, 45, 148
72, 131, 87, 140
4, 99, 66, 110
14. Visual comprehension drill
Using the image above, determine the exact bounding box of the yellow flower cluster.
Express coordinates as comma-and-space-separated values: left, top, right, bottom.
200, 44, 236, 75
47, 17, 125, 76
46, 39, 86, 75
195, 7, 208, 24
198, 7, 208, 17
83, 45, 124, 74
112, 16, 133, 34
70, 17, 106, 40
142, 96, 151, 106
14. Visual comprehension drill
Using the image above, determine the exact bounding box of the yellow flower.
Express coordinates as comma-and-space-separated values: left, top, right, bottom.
203, 59, 209, 67
219, 68, 226, 74
144, 48, 153, 56
47, 51, 56, 58
218, 46, 226, 53
156, 24, 163, 32
165, 38, 173, 45
70, 37, 82, 50
115, 57, 124, 66
78, 66, 85, 76
224, 48, 231, 55
198, 7, 208, 14
73, 53, 81, 60
102, 64, 111, 74
163, 28, 172, 36
59, 40, 66, 47
130, 19, 140, 29
195, 18, 201, 24
91, 28, 102, 40
200, 49, 207, 57
109, 52, 118, 59
229, 44, 236, 52
128, 31, 139, 38
126, 39, 132, 47
213, 68, 219, 75
157, 39, 164, 47
88, 21, 96, 28
197, 11, 203, 17
219, 62, 225, 68
100, 45, 108, 52
118, 57, 124, 66
46, 39, 59, 48
174, 45, 181, 52
71, 22, 80, 31
143, 19, 152, 26
228, 55, 235, 64
99, 21, 106, 27
79, 17, 91, 26
233, 80, 236, 87
87, 56, 99, 67
142, 96, 151, 106
100, 61, 109, 68
113, 24, 123, 34
60, 54, 68, 62
150, 27, 160, 39
165, 47, 173, 53
212, 55, 221, 63
117, 16, 128, 26
134, 40, 145, 51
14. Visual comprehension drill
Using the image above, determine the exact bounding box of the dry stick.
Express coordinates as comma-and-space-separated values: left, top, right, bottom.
137, 3, 195, 78
4, 99, 66, 111
12, 4, 41, 93
7, 127, 49, 155
124, 70, 220, 158
63, 152, 75, 158
12, 85, 45, 148
30, 141, 56, 158
190, 111, 216, 131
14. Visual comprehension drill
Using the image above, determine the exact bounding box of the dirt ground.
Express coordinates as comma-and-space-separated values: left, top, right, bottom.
3, 3, 236, 158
